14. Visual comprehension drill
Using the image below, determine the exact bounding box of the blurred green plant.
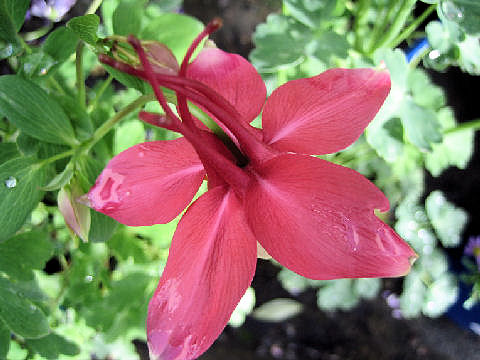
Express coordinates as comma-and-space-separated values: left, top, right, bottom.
249, 0, 478, 317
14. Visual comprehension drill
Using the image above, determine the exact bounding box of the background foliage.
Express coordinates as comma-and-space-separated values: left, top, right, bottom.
0, 0, 479, 359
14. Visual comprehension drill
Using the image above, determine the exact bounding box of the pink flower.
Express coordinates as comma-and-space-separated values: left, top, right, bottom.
90, 20, 417, 360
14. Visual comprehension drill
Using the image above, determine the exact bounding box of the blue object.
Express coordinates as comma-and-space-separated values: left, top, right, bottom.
405, 38, 429, 63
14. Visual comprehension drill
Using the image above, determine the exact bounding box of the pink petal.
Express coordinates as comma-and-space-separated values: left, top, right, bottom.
245, 154, 416, 280
186, 47, 266, 124
88, 138, 205, 226
262, 68, 391, 155
147, 186, 257, 360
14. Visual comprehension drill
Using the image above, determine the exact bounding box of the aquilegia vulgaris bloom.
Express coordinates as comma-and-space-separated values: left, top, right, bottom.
88, 19, 417, 360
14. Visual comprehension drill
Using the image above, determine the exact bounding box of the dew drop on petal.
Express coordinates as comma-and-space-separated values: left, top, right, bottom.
4, 176, 17, 188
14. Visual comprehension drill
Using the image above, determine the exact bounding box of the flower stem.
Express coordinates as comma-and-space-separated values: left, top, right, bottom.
87, 75, 113, 113
370, 0, 417, 53
86, 93, 154, 150
353, 0, 371, 53
85, 0, 104, 15
36, 149, 75, 168
390, 4, 436, 48
76, 41, 86, 108
444, 119, 480, 134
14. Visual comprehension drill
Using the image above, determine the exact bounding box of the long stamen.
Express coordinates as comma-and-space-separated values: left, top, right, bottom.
127, 36, 250, 191
180, 18, 223, 76
177, 19, 222, 130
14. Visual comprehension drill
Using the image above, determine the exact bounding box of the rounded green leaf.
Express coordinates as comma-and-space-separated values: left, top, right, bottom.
0, 75, 77, 146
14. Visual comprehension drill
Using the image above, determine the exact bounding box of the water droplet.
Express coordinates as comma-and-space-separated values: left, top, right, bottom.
5, 176, 17, 188
442, 1, 463, 21
429, 50, 441, 60
40, 68, 48, 75
84, 275, 93, 283
29, 304, 36, 313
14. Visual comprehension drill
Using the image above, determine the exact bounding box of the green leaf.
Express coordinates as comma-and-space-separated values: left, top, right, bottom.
229, 287, 255, 327
250, 14, 310, 72
140, 13, 204, 62
6, 340, 27, 360
43, 27, 78, 62
17, 50, 57, 79
252, 298, 303, 322
0, 143, 19, 164
26, 332, 80, 359
457, 33, 480, 74
52, 94, 94, 141
0, 232, 53, 280
0, 157, 48, 242
112, 0, 146, 36
353, 278, 381, 300
89, 211, 118, 243
284, 0, 337, 28
42, 162, 74, 191
67, 14, 100, 46
399, 99, 442, 151
307, 30, 350, 64
0, 277, 49, 339
425, 190, 468, 247
407, 69, 445, 110
425, 108, 474, 176
317, 279, 359, 311
438, 0, 480, 35
0, 319, 9, 360
104, 65, 148, 94
422, 273, 458, 317
0, 75, 77, 146
0, 0, 29, 44
400, 271, 426, 318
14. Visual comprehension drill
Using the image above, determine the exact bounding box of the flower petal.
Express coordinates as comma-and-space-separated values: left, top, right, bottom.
187, 47, 266, 123
147, 186, 257, 360
245, 154, 416, 280
88, 138, 205, 226
262, 68, 391, 155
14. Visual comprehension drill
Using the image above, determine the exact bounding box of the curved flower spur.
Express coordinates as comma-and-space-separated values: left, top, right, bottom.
89, 19, 417, 360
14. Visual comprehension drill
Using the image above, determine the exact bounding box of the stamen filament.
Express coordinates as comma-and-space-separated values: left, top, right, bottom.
127, 36, 250, 191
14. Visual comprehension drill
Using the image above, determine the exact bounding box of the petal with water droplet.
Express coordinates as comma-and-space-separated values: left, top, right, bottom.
88, 138, 205, 226
147, 186, 257, 360
245, 154, 416, 280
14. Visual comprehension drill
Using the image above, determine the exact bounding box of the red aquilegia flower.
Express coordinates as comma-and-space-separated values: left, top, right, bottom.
89, 20, 417, 360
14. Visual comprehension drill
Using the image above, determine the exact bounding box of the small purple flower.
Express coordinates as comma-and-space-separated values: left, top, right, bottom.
464, 236, 480, 270
29, 0, 77, 22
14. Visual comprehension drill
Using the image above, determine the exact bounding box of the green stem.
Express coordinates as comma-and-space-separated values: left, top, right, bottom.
85, 0, 104, 15
371, 0, 417, 52
48, 76, 66, 95
367, 1, 397, 53
87, 75, 113, 113
444, 119, 480, 134
390, 4, 436, 48
409, 45, 430, 68
36, 149, 75, 168
353, 0, 371, 53
75, 42, 86, 108
86, 93, 154, 150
